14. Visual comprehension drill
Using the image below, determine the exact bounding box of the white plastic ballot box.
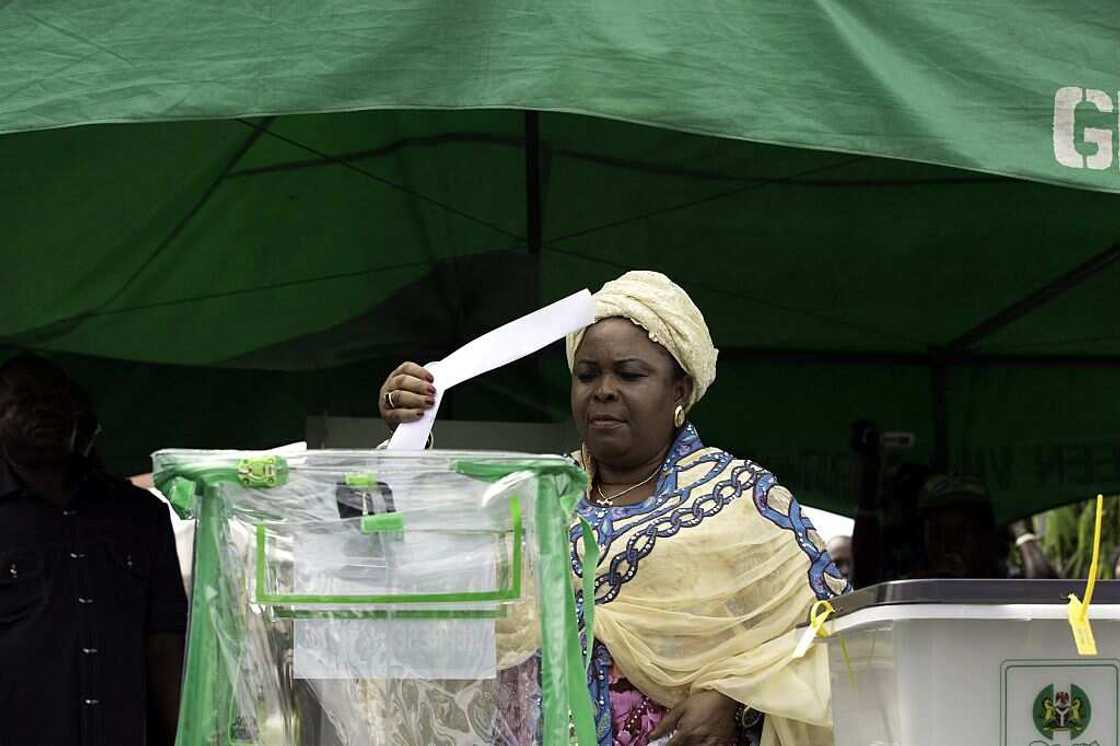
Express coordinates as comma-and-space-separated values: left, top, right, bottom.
819, 579, 1120, 746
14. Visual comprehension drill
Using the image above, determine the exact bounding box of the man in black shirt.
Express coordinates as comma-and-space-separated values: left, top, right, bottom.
0, 355, 187, 746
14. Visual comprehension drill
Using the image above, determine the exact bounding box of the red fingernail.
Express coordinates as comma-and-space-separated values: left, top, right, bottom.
425, 397, 435, 406
427, 386, 436, 395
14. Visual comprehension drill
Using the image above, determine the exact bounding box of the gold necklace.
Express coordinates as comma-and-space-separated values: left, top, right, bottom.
593, 464, 661, 507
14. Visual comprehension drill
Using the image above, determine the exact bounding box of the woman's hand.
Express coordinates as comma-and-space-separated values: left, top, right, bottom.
648, 690, 739, 745
378, 362, 436, 428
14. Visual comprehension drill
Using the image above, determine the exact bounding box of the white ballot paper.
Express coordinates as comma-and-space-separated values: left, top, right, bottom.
388, 289, 595, 450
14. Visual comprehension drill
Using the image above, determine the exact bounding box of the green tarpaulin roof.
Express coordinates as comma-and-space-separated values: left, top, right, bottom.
2, 1, 1119, 520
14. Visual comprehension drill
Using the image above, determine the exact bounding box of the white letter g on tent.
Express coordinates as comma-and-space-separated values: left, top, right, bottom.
1053, 86, 1084, 169
1053, 86, 1116, 170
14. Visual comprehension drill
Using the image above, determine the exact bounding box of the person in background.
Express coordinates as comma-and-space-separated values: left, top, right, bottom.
826, 536, 853, 581
1113, 545, 1120, 580
917, 475, 1000, 578
920, 476, 1063, 580
848, 420, 1055, 584
0, 355, 187, 746
850, 442, 930, 587
859, 465, 1058, 581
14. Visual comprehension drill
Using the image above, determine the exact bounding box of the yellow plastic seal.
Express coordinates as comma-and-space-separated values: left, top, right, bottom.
1066, 494, 1104, 656
792, 599, 858, 689
793, 600, 835, 659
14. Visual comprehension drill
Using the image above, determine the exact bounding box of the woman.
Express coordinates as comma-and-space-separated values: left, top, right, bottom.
379, 271, 847, 746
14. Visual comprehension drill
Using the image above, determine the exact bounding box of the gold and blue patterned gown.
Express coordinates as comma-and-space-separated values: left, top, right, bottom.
570, 424, 849, 746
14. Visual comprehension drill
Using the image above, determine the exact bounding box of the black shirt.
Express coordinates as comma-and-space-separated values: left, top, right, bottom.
0, 460, 188, 746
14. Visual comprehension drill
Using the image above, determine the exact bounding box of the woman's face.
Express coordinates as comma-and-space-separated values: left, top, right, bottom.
570, 318, 691, 469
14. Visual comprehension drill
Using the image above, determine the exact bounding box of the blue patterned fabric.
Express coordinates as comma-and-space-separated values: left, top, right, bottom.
750, 472, 849, 600
587, 640, 614, 745
568, 424, 846, 745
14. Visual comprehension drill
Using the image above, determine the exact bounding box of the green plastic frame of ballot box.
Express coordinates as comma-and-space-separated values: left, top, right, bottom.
454, 459, 599, 746
154, 453, 599, 746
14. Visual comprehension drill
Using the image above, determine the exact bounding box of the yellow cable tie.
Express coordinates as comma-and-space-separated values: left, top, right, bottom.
1066, 494, 1104, 656
838, 636, 858, 691
793, 600, 835, 659
811, 600, 836, 636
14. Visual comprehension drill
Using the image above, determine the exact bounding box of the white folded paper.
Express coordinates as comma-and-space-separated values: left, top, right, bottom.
388, 289, 595, 450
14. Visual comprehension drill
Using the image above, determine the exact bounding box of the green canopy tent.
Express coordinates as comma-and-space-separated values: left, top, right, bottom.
2, 1, 1119, 521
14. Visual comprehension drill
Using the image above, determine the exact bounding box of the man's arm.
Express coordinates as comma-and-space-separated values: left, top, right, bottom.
1009, 519, 1059, 579
146, 633, 185, 746
145, 498, 189, 745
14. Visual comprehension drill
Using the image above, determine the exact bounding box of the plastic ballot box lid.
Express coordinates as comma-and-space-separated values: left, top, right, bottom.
832, 578, 1120, 618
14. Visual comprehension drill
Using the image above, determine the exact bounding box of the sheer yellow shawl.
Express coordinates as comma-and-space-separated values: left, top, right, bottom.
573, 438, 847, 746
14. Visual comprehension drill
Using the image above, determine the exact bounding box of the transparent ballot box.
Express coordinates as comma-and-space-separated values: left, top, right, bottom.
818, 579, 1120, 746
154, 449, 595, 746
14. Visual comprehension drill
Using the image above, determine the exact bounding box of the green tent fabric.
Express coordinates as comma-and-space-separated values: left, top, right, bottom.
4, 1, 1120, 192
2, 2, 1120, 522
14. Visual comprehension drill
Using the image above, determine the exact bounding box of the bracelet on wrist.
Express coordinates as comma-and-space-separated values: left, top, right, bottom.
1015, 532, 1038, 548
734, 703, 763, 733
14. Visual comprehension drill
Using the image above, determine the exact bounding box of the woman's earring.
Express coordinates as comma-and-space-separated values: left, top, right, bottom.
673, 404, 686, 428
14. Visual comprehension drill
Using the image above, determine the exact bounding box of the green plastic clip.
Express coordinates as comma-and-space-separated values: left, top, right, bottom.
344, 472, 376, 487
236, 456, 288, 488
360, 513, 405, 533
